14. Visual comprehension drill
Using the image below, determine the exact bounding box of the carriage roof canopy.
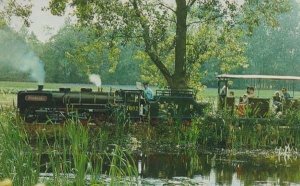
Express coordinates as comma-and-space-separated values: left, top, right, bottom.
217, 74, 300, 81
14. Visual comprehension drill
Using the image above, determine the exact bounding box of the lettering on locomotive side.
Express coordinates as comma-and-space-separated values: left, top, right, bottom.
25, 95, 48, 102
127, 105, 139, 111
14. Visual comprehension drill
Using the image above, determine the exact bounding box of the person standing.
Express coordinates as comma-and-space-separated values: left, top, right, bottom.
281, 88, 291, 100
143, 82, 154, 101
273, 91, 282, 113
247, 86, 255, 98
220, 85, 228, 96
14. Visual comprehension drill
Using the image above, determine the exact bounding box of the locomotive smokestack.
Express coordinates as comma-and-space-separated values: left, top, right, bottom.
38, 85, 44, 91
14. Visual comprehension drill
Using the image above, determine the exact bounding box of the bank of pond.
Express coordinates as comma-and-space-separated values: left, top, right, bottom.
1, 107, 300, 185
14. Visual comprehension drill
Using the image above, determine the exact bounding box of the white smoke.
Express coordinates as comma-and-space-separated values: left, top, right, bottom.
89, 74, 101, 87
0, 28, 45, 84
20, 52, 45, 84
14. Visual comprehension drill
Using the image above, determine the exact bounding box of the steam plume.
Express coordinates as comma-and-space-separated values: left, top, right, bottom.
0, 28, 45, 84
89, 74, 101, 87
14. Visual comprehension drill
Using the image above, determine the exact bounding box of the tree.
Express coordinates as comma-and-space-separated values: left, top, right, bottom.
0, 1, 36, 82
49, 0, 289, 89
0, 25, 42, 82
234, 0, 300, 89
41, 24, 141, 84
245, 0, 300, 76
0, 0, 32, 26
41, 25, 95, 83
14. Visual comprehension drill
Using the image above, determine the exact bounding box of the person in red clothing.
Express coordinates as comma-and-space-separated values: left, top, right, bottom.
237, 96, 246, 117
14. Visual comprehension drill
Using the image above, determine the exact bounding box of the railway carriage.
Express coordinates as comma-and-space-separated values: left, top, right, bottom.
217, 74, 300, 118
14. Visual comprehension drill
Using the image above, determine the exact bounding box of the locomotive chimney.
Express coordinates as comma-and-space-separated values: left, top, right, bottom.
38, 85, 44, 91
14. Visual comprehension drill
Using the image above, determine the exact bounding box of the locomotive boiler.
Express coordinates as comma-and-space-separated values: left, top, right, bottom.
17, 85, 207, 124
17, 85, 116, 123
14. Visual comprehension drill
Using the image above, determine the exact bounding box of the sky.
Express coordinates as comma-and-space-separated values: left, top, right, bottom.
8, 0, 248, 42
10, 0, 67, 42
29, 0, 66, 41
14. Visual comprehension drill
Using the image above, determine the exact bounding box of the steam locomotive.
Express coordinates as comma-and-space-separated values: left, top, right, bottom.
17, 85, 207, 124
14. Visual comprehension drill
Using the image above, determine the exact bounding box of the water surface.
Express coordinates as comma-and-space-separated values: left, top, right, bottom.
136, 152, 300, 185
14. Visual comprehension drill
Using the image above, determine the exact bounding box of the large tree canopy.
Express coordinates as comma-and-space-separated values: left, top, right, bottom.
49, 0, 289, 89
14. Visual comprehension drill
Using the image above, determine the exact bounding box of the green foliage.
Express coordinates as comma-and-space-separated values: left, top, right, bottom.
0, 23, 141, 84
0, 109, 40, 185
47, 0, 289, 89
106, 145, 138, 184
0, 26, 42, 82
42, 25, 97, 83
0, 108, 139, 185
0, 17, 6, 28
196, 108, 300, 150
202, 0, 297, 88
2, 104, 300, 184
242, 0, 290, 33
245, 0, 300, 77
66, 121, 89, 186
196, 113, 231, 147
0, 0, 32, 26
40, 25, 141, 84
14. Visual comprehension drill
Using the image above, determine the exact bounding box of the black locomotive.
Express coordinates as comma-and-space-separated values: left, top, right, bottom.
17, 85, 207, 124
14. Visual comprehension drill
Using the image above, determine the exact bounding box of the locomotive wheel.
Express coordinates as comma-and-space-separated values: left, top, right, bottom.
24, 109, 37, 123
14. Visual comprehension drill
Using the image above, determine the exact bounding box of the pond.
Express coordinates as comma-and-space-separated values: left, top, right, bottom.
135, 151, 300, 185
38, 150, 300, 185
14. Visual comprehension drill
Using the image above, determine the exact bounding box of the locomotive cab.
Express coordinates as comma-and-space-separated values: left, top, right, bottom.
115, 89, 147, 120
152, 89, 204, 121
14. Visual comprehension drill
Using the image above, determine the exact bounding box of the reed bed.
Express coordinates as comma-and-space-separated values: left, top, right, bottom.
1, 103, 300, 185
196, 109, 300, 150
0, 108, 138, 185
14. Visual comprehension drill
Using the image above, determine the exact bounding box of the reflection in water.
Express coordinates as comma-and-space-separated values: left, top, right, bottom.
39, 151, 300, 185
136, 152, 300, 185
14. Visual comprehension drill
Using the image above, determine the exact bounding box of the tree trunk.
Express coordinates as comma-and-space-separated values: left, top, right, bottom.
132, 0, 189, 90
172, 0, 188, 89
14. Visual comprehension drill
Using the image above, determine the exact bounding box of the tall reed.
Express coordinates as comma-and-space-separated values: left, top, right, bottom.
196, 108, 300, 150
0, 108, 139, 185
0, 108, 40, 185
66, 119, 89, 186
106, 144, 138, 185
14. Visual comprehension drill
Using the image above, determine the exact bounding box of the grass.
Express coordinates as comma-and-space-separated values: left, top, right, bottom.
0, 81, 139, 91
0, 81, 133, 106
0, 81, 105, 92
2, 81, 300, 106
